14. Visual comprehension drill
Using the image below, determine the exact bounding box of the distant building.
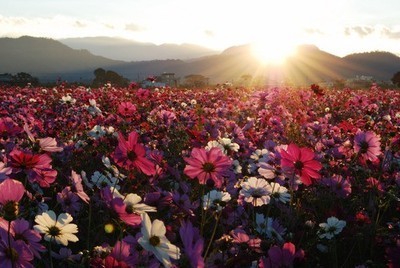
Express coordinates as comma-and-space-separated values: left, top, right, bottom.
160, 72, 179, 87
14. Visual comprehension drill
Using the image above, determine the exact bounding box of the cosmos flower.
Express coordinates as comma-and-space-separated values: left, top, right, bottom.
239, 177, 272, 206
202, 189, 231, 211
118, 101, 136, 117
184, 147, 232, 188
0, 228, 34, 268
138, 213, 180, 267
34, 210, 79, 246
0, 178, 25, 221
269, 182, 290, 203
318, 216, 346, 239
280, 144, 322, 186
113, 131, 156, 176
354, 130, 381, 162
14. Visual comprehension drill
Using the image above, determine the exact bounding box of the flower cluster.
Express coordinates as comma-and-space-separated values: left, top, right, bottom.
0, 83, 399, 267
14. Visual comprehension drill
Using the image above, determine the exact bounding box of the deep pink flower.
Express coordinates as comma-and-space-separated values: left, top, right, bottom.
118, 101, 137, 117
354, 131, 381, 162
0, 117, 22, 138
113, 131, 156, 176
111, 198, 142, 227
70, 170, 90, 204
0, 178, 25, 221
280, 144, 322, 186
184, 147, 232, 188
9, 149, 52, 172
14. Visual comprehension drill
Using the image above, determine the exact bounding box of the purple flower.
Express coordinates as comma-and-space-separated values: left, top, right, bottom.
179, 220, 205, 268
0, 228, 34, 268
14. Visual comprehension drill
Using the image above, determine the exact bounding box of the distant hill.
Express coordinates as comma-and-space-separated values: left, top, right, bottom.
59, 37, 219, 61
1, 36, 400, 85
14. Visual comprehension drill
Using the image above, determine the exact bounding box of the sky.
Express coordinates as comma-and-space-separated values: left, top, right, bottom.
1, 0, 400, 58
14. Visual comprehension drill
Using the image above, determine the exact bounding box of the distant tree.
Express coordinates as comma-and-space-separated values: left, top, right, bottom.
92, 68, 129, 87
12, 72, 39, 86
183, 74, 208, 88
391, 71, 400, 87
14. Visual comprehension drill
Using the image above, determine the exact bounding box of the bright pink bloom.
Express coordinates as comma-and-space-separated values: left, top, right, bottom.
111, 198, 142, 227
280, 144, 322, 186
118, 101, 137, 117
9, 149, 52, 172
113, 131, 156, 176
184, 147, 232, 188
354, 131, 381, 162
0, 179, 25, 221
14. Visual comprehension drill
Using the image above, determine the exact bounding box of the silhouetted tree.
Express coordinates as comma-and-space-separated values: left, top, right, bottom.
12, 72, 39, 86
391, 71, 400, 87
92, 68, 129, 87
183, 74, 208, 88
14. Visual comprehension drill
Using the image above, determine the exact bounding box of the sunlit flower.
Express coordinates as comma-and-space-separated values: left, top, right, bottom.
318, 216, 346, 239
60, 95, 76, 104
184, 147, 232, 188
34, 210, 79, 246
239, 177, 272, 206
202, 189, 231, 211
138, 213, 180, 267
354, 130, 381, 162
280, 143, 322, 186
113, 131, 156, 176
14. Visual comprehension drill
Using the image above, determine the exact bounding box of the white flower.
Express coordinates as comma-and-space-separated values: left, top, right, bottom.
112, 187, 156, 214
318, 216, 346, 239
232, 159, 242, 174
138, 213, 180, 267
257, 162, 276, 179
88, 125, 106, 139
269, 182, 290, 203
90, 171, 120, 190
34, 210, 79, 246
239, 177, 272, 206
190, 99, 197, 105
180, 102, 187, 108
255, 214, 285, 241
205, 140, 222, 151
87, 99, 102, 115
218, 137, 240, 154
202, 190, 231, 211
60, 95, 76, 104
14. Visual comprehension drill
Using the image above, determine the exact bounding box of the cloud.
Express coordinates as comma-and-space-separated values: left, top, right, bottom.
381, 27, 400, 39
304, 28, 324, 35
204, 30, 214, 37
344, 26, 374, 37
74, 20, 86, 28
125, 23, 143, 32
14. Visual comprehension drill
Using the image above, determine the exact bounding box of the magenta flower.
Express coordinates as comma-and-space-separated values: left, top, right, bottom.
111, 198, 142, 227
260, 242, 304, 268
184, 147, 232, 188
113, 131, 156, 176
0, 178, 25, 221
280, 144, 322, 186
0, 228, 34, 268
118, 101, 137, 117
354, 130, 381, 162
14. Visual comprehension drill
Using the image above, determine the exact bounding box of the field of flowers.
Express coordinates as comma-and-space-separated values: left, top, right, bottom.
0, 82, 399, 267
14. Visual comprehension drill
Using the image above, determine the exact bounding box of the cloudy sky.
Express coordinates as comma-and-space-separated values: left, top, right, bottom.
1, 0, 399, 57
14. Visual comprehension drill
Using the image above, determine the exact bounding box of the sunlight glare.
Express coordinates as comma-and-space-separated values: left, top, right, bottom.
251, 40, 297, 65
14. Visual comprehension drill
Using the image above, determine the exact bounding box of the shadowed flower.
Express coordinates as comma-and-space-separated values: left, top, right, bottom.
202, 189, 231, 211
260, 242, 304, 268
354, 130, 381, 162
184, 147, 232, 188
138, 213, 180, 267
239, 177, 272, 206
318, 216, 346, 239
34, 210, 79, 246
280, 144, 322, 186
179, 220, 204, 268
0, 228, 34, 268
113, 131, 156, 176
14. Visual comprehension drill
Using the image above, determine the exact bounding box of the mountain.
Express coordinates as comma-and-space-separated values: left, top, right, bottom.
59, 37, 219, 61
0, 36, 124, 82
1, 36, 400, 85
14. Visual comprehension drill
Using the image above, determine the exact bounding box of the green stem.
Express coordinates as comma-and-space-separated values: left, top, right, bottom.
204, 211, 221, 260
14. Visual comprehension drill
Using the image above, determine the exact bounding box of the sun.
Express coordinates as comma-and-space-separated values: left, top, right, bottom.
251, 40, 297, 65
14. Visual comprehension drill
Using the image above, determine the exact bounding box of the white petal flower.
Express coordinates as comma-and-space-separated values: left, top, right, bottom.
239, 177, 272, 206
138, 213, 180, 267
318, 216, 346, 239
34, 210, 79, 246
202, 190, 231, 211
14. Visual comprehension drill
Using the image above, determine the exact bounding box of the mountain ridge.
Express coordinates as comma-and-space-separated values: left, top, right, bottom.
1, 36, 400, 85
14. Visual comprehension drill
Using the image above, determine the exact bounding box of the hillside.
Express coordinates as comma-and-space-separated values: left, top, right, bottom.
1, 36, 400, 85
59, 36, 219, 61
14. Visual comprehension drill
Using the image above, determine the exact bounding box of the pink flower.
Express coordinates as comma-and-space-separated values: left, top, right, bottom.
280, 144, 322, 186
118, 101, 137, 117
184, 147, 232, 188
354, 131, 381, 162
9, 149, 52, 173
0, 178, 25, 221
113, 131, 156, 176
70, 170, 90, 204
38, 137, 63, 152
260, 242, 304, 268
